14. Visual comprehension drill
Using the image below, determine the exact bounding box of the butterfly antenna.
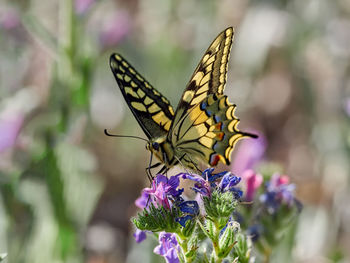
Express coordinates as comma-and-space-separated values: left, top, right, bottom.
104, 129, 148, 142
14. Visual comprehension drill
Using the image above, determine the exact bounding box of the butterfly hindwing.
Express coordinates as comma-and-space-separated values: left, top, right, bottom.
171, 94, 247, 166
110, 54, 174, 139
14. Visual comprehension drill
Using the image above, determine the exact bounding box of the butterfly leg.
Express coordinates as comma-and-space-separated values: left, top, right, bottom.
162, 151, 169, 176
184, 153, 202, 174
174, 154, 192, 174
146, 152, 154, 182
146, 162, 162, 182
157, 165, 169, 175
146, 152, 162, 182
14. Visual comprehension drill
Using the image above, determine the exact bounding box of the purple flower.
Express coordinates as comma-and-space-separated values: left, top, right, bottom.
135, 174, 183, 210
75, 0, 95, 14
135, 191, 149, 209
99, 12, 131, 48
133, 229, 147, 243
344, 97, 350, 116
242, 170, 263, 202
260, 173, 296, 214
181, 169, 242, 199
0, 9, 20, 30
180, 172, 211, 197
231, 132, 266, 177
154, 232, 180, 263
0, 115, 23, 153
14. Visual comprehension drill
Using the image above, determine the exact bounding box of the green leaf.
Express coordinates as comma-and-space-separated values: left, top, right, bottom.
133, 204, 180, 233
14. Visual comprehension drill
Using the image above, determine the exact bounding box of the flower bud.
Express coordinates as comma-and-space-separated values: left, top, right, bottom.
204, 190, 237, 225
232, 234, 252, 263
218, 221, 240, 258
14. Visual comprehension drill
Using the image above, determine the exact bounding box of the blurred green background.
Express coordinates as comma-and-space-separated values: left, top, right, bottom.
0, 0, 350, 262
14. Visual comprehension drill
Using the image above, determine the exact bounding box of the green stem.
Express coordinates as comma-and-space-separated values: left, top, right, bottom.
58, 0, 71, 78
210, 221, 222, 263
177, 235, 193, 263
261, 238, 272, 263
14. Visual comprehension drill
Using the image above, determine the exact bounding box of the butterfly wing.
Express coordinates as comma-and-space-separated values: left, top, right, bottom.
171, 94, 255, 167
110, 53, 174, 139
169, 27, 234, 132
169, 27, 255, 167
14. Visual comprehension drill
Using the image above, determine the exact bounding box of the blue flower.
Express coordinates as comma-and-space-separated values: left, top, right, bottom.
154, 232, 180, 263
176, 201, 199, 227
217, 172, 242, 199
202, 168, 227, 186
218, 172, 241, 190
260, 173, 297, 214
176, 215, 194, 228
247, 224, 263, 242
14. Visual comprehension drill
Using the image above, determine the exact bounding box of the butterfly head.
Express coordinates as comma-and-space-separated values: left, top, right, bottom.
145, 137, 169, 163
146, 141, 159, 151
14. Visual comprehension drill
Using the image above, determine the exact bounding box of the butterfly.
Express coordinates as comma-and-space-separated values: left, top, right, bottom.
108, 27, 257, 175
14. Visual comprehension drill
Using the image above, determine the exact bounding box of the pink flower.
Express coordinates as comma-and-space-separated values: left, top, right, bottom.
270, 173, 289, 187
0, 115, 23, 153
242, 170, 263, 202
75, 0, 95, 14
0, 9, 20, 30
344, 98, 350, 116
99, 12, 131, 48
231, 132, 266, 177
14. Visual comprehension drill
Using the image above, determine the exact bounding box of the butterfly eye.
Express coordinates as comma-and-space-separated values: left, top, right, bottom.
152, 142, 159, 151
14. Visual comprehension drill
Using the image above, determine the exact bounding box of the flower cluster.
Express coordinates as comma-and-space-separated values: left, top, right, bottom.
238, 171, 302, 260
132, 168, 301, 263
133, 169, 247, 263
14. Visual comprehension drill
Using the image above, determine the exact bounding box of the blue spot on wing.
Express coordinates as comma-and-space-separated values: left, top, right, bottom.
200, 101, 207, 110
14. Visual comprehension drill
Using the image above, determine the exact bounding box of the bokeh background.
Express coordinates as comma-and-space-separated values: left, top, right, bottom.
1, 0, 350, 262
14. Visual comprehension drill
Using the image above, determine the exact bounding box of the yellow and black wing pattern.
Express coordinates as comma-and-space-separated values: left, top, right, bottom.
169, 27, 234, 132
110, 27, 256, 170
169, 27, 256, 167
110, 54, 174, 139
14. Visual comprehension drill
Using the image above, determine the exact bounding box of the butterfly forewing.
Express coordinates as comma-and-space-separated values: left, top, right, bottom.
110, 54, 174, 139
169, 27, 234, 136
